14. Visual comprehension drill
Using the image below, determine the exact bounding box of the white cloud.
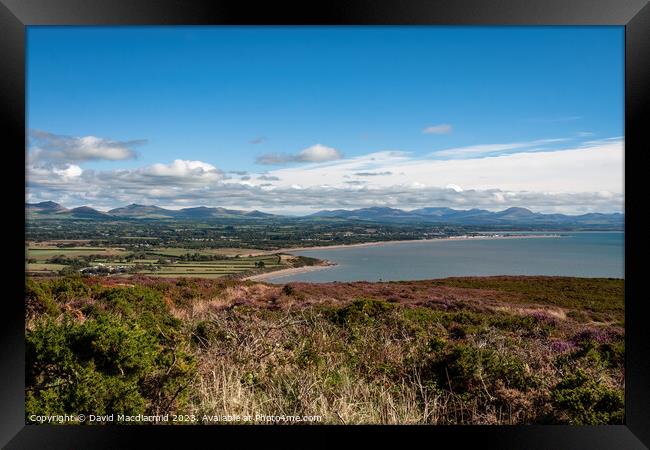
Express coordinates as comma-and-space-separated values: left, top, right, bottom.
256, 144, 343, 165
29, 130, 144, 163
423, 124, 452, 134
146, 160, 221, 178
52, 164, 83, 178
297, 144, 342, 162
431, 138, 568, 159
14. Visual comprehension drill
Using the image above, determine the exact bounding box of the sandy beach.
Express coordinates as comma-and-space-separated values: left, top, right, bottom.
245, 262, 337, 281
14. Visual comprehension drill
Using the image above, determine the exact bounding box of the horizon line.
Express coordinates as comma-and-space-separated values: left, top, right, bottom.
25, 200, 625, 217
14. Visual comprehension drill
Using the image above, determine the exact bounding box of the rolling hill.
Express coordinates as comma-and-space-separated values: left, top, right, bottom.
107, 204, 177, 218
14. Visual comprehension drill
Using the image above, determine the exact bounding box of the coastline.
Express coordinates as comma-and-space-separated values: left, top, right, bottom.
245, 263, 337, 281
272, 233, 563, 254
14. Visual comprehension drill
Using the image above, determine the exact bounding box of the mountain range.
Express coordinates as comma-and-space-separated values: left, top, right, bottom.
309, 206, 624, 227
26, 201, 624, 228
26, 201, 276, 220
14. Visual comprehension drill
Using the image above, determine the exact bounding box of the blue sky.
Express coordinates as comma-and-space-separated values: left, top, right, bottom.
26, 26, 624, 214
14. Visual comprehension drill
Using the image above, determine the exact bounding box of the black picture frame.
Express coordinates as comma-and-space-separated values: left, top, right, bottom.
2, 0, 648, 448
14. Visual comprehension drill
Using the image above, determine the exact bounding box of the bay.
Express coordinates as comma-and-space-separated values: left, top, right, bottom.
264, 232, 624, 283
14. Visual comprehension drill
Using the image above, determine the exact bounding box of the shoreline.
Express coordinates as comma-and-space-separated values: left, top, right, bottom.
245, 262, 337, 281
272, 233, 563, 254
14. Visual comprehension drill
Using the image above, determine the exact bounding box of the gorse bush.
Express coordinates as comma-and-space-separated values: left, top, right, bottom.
96, 286, 183, 340
25, 276, 93, 323
25, 279, 60, 321
330, 298, 396, 326
25, 278, 195, 422
27, 316, 154, 417
417, 342, 533, 396
550, 369, 624, 424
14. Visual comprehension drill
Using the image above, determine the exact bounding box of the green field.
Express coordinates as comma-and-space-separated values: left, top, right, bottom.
27, 247, 128, 261
26, 263, 67, 272
152, 247, 268, 257
26, 245, 287, 278
142, 272, 234, 279
138, 256, 282, 277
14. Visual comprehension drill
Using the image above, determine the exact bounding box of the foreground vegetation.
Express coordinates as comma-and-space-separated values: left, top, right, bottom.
25, 275, 624, 425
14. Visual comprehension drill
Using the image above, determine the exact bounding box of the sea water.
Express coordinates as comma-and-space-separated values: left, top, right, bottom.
264, 232, 624, 283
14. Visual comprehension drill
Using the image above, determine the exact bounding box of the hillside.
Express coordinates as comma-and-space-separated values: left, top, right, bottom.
67, 206, 111, 219
25, 275, 624, 425
107, 204, 177, 218
26, 201, 68, 213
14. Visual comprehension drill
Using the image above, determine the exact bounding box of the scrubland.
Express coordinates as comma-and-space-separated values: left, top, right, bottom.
26, 275, 624, 425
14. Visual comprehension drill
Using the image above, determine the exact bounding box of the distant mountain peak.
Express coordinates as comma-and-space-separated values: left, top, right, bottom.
67, 206, 109, 218
37, 200, 60, 207
70, 206, 99, 212
109, 203, 167, 212
496, 207, 537, 218
26, 200, 67, 211
502, 207, 533, 213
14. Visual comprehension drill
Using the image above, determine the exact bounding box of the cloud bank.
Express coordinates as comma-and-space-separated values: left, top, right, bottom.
27, 135, 624, 215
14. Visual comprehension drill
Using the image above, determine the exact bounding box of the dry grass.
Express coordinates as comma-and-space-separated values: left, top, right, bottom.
186, 309, 436, 424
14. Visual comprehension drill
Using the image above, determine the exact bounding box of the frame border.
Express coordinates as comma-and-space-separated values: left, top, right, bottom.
2, 1, 648, 447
